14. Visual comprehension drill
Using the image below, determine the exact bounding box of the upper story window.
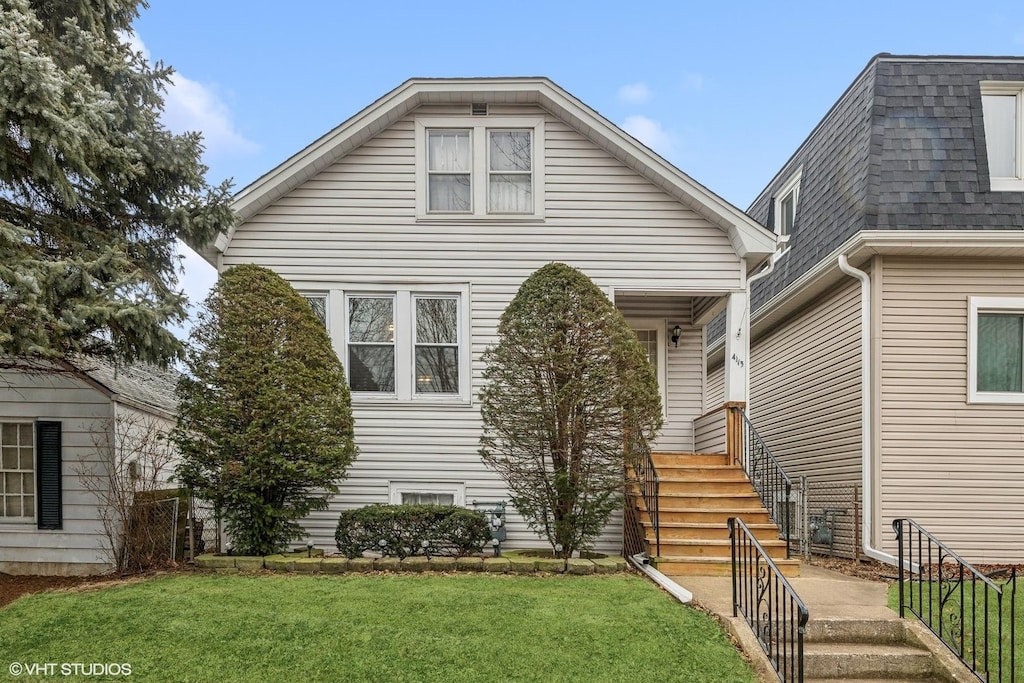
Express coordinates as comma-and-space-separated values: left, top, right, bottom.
968, 296, 1024, 404
416, 117, 545, 219
981, 82, 1024, 191
771, 169, 801, 259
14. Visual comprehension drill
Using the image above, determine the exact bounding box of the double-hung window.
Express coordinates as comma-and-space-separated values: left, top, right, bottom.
417, 117, 544, 219
1, 422, 34, 522
981, 82, 1024, 191
344, 287, 470, 402
968, 297, 1024, 403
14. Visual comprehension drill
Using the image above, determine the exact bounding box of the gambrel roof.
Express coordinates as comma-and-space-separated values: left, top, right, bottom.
199, 77, 775, 267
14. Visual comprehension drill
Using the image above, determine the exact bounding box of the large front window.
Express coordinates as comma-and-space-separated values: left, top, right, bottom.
344, 288, 469, 401
968, 297, 1024, 403
417, 117, 544, 219
1, 422, 34, 522
981, 83, 1024, 191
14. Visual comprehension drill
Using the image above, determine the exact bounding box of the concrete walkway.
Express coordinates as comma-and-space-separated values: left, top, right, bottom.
678, 564, 897, 621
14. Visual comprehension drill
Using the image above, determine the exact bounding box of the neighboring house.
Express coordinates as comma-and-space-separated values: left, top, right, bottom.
0, 357, 178, 575
707, 54, 1024, 564
198, 77, 776, 553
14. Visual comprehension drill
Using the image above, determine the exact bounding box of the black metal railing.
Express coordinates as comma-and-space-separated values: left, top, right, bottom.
633, 450, 660, 558
730, 517, 808, 683
893, 518, 1017, 683
738, 409, 794, 557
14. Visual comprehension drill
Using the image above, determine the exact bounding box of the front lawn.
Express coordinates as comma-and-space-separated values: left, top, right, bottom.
0, 573, 755, 682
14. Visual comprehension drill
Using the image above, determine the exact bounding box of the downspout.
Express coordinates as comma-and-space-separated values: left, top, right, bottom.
837, 254, 898, 566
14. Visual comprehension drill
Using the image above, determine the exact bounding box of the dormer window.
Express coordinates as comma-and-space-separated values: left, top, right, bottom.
772, 169, 801, 258
981, 82, 1024, 191
416, 117, 545, 219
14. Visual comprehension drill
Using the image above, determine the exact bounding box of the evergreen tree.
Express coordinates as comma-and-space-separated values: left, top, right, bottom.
0, 0, 233, 367
479, 263, 663, 558
174, 264, 357, 556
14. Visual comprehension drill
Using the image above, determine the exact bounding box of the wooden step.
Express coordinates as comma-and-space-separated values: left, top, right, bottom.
640, 508, 773, 525
656, 492, 765, 509
652, 452, 729, 467
657, 477, 756, 495
655, 556, 801, 577
652, 464, 746, 480
655, 538, 790, 560
649, 522, 781, 541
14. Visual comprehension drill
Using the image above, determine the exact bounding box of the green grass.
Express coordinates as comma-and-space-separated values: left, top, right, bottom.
888, 577, 1022, 682
0, 573, 755, 683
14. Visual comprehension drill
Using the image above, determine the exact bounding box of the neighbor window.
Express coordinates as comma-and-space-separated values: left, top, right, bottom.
981, 82, 1024, 191
772, 169, 801, 258
417, 117, 544, 219
345, 288, 469, 401
968, 297, 1024, 403
1, 422, 34, 522
389, 481, 465, 507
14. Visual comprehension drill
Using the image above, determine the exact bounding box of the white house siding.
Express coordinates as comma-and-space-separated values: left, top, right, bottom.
224, 104, 744, 553
0, 371, 113, 575
616, 296, 702, 452
879, 257, 1024, 563
747, 279, 863, 484
705, 362, 725, 414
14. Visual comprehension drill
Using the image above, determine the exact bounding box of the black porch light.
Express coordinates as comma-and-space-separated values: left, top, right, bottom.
670, 325, 682, 347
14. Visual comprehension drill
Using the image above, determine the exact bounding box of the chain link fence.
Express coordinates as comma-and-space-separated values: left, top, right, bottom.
786, 478, 861, 560
185, 494, 222, 560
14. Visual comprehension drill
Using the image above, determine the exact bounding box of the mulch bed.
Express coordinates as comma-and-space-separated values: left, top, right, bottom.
0, 570, 183, 609
806, 554, 1023, 584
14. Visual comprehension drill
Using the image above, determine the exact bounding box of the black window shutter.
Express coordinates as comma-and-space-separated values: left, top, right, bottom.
36, 421, 62, 530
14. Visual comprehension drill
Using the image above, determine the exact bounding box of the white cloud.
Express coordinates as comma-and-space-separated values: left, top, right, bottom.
682, 72, 704, 91
618, 82, 652, 104
621, 115, 677, 157
123, 32, 257, 161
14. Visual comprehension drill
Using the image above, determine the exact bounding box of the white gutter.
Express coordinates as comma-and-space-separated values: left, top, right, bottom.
837, 254, 898, 566
628, 554, 693, 603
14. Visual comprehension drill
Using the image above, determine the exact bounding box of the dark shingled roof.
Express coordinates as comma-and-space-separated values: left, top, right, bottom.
71, 356, 178, 416
710, 54, 1024, 343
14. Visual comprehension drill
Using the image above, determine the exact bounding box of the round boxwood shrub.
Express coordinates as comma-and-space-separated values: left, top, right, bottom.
335, 504, 491, 559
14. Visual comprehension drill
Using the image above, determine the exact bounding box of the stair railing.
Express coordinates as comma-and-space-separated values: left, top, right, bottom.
737, 409, 794, 558
632, 450, 660, 559
893, 518, 1017, 683
730, 517, 808, 683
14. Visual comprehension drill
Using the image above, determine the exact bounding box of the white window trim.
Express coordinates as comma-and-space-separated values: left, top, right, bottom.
0, 420, 35, 525
415, 116, 545, 220
980, 82, 1024, 191
337, 284, 472, 404
389, 481, 466, 507
625, 318, 668, 418
967, 296, 1024, 404
772, 169, 801, 261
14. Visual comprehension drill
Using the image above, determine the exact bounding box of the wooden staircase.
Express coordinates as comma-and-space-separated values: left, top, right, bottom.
633, 452, 800, 577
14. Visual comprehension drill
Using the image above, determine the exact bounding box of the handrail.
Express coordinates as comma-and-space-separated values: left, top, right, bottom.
634, 450, 660, 558
893, 518, 1017, 683
730, 517, 808, 683
738, 409, 794, 557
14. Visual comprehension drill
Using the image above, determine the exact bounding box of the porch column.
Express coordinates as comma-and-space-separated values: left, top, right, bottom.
723, 290, 748, 404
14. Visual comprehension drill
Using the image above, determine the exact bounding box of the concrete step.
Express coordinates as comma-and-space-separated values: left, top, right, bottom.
652, 452, 729, 467
804, 642, 937, 680
805, 618, 912, 645
648, 521, 780, 541
641, 508, 773, 524
805, 679, 946, 683
656, 556, 801, 577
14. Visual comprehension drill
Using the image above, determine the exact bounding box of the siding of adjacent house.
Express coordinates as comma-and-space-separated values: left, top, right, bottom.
0, 371, 113, 575
224, 103, 744, 552
878, 257, 1024, 562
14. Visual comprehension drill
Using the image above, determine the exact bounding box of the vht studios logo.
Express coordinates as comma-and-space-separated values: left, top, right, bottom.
9, 662, 132, 677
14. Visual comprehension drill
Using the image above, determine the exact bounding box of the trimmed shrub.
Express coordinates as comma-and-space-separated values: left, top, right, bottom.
335, 505, 491, 559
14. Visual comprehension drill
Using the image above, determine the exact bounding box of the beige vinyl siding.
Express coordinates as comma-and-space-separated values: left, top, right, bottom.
748, 279, 862, 481
0, 371, 113, 575
879, 257, 1024, 563
616, 297, 702, 452
226, 105, 743, 553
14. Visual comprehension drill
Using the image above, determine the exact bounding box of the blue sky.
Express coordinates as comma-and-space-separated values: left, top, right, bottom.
134, 1, 1024, 335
